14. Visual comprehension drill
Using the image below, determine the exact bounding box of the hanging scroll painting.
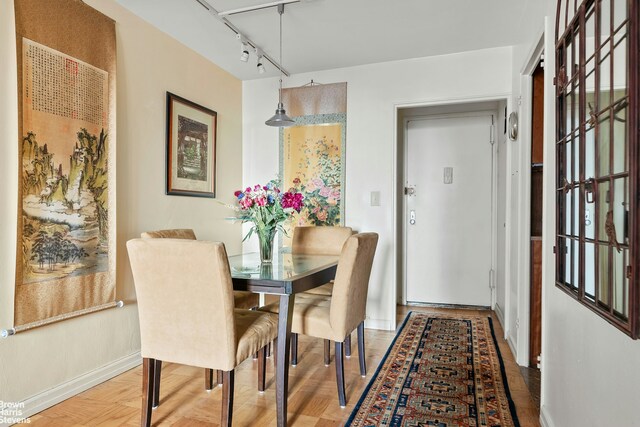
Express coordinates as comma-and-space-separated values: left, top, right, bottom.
14, 0, 116, 328
279, 82, 347, 245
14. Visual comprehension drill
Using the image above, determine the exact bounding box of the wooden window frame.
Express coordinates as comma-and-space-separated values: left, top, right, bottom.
555, 0, 640, 337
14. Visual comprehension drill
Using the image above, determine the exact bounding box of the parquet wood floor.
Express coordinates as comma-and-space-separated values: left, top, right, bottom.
29, 305, 540, 426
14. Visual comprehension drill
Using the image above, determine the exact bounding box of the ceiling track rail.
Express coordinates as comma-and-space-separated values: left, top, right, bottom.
194, 0, 290, 77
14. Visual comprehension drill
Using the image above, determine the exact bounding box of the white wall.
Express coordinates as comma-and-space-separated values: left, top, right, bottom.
0, 0, 243, 418
510, 1, 640, 426
243, 47, 513, 330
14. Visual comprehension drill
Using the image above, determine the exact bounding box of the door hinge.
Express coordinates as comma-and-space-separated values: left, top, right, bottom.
627, 265, 632, 279
536, 354, 542, 369
553, 245, 556, 254
490, 124, 496, 145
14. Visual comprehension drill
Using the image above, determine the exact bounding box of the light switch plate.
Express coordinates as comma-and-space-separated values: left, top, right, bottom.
370, 191, 381, 206
443, 167, 453, 184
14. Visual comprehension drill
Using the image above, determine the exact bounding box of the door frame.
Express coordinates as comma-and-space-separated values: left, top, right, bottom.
515, 33, 546, 367
393, 95, 512, 323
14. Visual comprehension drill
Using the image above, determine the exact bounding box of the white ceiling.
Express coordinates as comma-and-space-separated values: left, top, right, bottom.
115, 0, 533, 81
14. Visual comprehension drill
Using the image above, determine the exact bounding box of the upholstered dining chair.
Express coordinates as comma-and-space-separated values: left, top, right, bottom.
262, 232, 378, 407
140, 228, 261, 403
141, 229, 259, 311
127, 238, 278, 427
289, 226, 353, 364
293, 226, 353, 296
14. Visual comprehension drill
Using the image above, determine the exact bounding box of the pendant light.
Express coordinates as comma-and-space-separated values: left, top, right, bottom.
265, 4, 294, 127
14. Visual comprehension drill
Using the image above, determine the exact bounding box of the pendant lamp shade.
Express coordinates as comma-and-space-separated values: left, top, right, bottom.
265, 5, 294, 127
266, 102, 294, 126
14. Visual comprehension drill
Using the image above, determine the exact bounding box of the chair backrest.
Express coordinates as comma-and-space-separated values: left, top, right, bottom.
329, 233, 379, 338
291, 226, 353, 255
141, 229, 197, 240
127, 238, 237, 371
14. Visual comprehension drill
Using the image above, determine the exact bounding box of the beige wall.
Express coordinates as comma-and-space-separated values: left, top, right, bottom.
0, 0, 242, 410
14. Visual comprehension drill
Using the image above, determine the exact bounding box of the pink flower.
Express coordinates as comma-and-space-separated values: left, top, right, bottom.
319, 186, 331, 198
281, 191, 304, 212
293, 177, 301, 185
245, 187, 252, 193
327, 197, 337, 206
234, 190, 242, 197
256, 195, 266, 207
254, 184, 262, 192
331, 189, 341, 200
240, 197, 253, 209
312, 178, 324, 187
317, 210, 328, 222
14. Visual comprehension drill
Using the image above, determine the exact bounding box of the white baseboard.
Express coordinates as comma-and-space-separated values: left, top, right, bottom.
506, 334, 518, 360
5, 352, 141, 425
540, 405, 554, 427
494, 303, 505, 327
365, 318, 392, 331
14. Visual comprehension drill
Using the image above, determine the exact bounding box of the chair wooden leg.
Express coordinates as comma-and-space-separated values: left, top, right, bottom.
273, 337, 278, 364
267, 341, 272, 357
258, 346, 266, 392
345, 334, 352, 357
357, 321, 366, 376
141, 358, 155, 427
217, 369, 223, 385
153, 360, 162, 408
205, 368, 215, 390
221, 370, 235, 427
324, 339, 331, 366
291, 333, 298, 366
334, 342, 346, 407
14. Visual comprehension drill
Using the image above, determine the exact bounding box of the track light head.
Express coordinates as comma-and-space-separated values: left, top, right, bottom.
255, 48, 266, 74
240, 44, 249, 62
238, 34, 250, 62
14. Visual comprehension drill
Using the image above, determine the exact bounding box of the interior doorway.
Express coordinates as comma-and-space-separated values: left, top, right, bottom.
396, 99, 508, 312
529, 60, 545, 370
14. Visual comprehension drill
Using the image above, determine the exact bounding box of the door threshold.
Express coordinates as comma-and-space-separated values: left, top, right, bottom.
403, 302, 491, 311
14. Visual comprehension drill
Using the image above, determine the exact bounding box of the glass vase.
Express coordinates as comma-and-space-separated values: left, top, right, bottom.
257, 226, 276, 264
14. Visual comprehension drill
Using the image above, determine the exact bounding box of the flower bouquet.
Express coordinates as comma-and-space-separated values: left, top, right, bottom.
230, 179, 303, 263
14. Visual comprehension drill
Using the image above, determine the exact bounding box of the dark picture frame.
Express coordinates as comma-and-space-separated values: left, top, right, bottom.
166, 92, 217, 198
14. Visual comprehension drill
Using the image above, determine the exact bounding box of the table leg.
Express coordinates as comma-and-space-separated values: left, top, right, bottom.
276, 294, 294, 427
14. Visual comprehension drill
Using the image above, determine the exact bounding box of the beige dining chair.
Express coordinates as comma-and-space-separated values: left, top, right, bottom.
140, 228, 260, 402
141, 229, 260, 311
127, 238, 278, 427
289, 226, 353, 364
262, 232, 378, 407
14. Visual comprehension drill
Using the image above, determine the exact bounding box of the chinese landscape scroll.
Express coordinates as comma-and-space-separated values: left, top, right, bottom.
13, 0, 116, 328
279, 82, 347, 243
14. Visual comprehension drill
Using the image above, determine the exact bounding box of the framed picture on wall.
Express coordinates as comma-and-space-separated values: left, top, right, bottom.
166, 92, 217, 198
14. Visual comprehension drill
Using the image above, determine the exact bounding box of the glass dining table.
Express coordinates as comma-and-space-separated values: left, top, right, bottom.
228, 250, 339, 427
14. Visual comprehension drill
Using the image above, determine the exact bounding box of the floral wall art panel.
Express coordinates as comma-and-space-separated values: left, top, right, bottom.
279, 83, 347, 244
13, 0, 116, 329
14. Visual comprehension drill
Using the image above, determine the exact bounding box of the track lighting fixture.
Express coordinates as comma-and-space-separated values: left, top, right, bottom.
238, 35, 250, 62
255, 48, 266, 74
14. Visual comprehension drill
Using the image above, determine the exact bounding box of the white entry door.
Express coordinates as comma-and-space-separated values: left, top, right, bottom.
405, 114, 494, 306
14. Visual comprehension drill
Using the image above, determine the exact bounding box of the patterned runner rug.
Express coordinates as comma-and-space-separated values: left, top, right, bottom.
346, 312, 520, 427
